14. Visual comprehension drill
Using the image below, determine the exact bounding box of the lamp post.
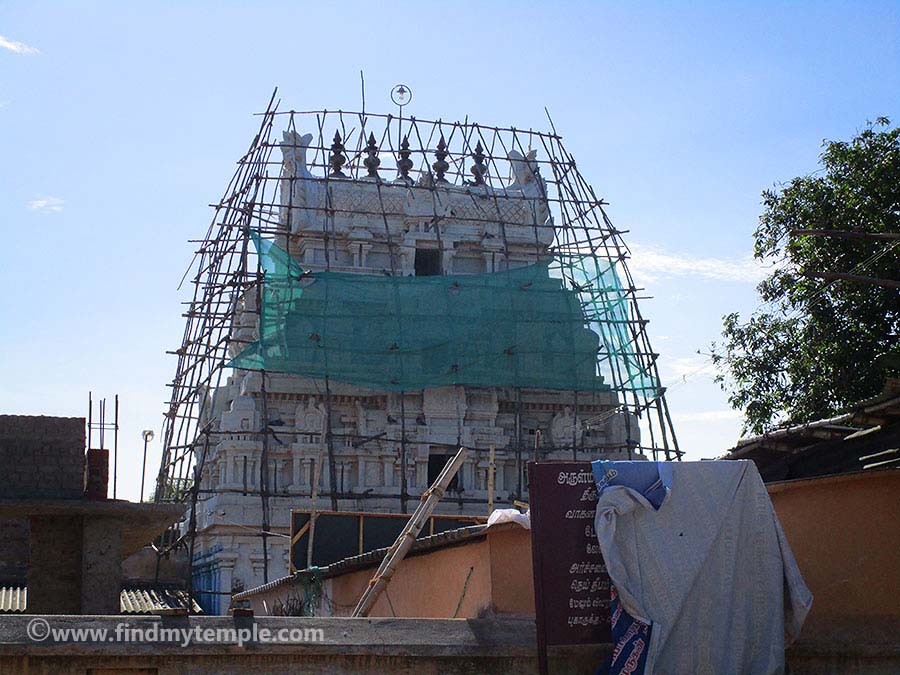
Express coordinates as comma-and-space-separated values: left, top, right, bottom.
140, 430, 154, 502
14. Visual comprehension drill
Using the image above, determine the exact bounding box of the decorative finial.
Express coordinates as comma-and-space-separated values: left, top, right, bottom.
363, 132, 381, 178
397, 135, 413, 181
391, 84, 413, 107
470, 141, 487, 185
432, 134, 449, 183
329, 130, 347, 178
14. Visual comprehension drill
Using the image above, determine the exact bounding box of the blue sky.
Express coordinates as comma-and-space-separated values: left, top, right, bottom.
1, 1, 898, 500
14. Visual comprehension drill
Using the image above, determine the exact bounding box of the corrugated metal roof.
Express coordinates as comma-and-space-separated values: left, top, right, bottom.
0, 584, 200, 614
119, 584, 202, 614
0, 585, 26, 613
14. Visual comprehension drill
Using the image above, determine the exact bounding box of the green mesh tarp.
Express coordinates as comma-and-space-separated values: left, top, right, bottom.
229, 233, 613, 392
561, 254, 660, 394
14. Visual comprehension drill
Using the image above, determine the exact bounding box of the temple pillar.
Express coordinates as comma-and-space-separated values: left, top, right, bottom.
383, 457, 393, 488
292, 455, 302, 488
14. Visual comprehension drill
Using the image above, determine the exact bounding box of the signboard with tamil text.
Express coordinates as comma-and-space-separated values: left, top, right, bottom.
528, 461, 611, 674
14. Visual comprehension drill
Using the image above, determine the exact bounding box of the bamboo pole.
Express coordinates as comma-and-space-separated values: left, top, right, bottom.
306, 410, 328, 569
351, 447, 468, 618
487, 445, 495, 515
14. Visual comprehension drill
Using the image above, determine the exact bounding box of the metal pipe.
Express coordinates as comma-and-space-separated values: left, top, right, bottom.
140, 430, 155, 502
113, 395, 119, 499
87, 391, 92, 450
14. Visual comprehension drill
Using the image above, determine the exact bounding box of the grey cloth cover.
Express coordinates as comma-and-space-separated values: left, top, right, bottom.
593, 460, 813, 674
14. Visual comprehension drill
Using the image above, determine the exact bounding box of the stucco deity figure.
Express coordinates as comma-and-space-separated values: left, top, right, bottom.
550, 406, 583, 447
507, 149, 552, 245
196, 384, 215, 431
507, 149, 542, 191
280, 131, 322, 233
296, 397, 327, 433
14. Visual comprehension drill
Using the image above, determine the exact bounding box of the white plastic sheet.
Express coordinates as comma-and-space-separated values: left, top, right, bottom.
486, 508, 531, 529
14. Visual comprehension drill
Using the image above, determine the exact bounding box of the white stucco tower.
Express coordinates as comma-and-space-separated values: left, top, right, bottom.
158, 103, 677, 613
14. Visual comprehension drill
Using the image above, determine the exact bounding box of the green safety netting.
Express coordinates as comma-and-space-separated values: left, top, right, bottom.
229, 233, 658, 394
564, 254, 660, 394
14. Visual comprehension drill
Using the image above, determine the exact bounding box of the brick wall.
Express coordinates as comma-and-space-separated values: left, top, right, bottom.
0, 416, 85, 499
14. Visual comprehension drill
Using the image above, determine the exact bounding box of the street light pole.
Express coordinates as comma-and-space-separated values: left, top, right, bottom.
140, 430, 154, 502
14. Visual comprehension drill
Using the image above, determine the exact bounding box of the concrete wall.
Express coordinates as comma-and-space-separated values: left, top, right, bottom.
28, 516, 83, 614
768, 469, 900, 633
0, 415, 85, 499
81, 517, 123, 614
0, 615, 893, 675
25, 515, 128, 615
124, 545, 190, 584
0, 615, 601, 675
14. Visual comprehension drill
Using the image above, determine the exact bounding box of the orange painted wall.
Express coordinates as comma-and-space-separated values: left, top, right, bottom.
320, 524, 534, 618
323, 472, 900, 623
250, 472, 900, 628
329, 537, 494, 618
488, 526, 535, 616
767, 469, 900, 620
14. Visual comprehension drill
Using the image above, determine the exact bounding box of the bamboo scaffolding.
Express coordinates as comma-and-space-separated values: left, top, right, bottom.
351, 447, 467, 618
487, 444, 495, 514
154, 97, 685, 604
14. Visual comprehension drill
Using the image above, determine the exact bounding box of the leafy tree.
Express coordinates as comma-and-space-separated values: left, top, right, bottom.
713, 118, 900, 434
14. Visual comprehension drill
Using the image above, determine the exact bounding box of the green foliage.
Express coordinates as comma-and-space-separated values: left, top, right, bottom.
150, 476, 191, 502
714, 118, 900, 434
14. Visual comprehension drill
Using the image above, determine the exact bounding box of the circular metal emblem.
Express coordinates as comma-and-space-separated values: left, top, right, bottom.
391, 84, 412, 107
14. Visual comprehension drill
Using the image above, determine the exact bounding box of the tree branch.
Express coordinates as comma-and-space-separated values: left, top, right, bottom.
802, 270, 900, 289
791, 229, 900, 241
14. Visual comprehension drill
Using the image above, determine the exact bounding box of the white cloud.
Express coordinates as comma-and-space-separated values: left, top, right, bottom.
627, 242, 768, 285
0, 35, 39, 55
27, 197, 65, 213
671, 409, 742, 424
665, 354, 716, 380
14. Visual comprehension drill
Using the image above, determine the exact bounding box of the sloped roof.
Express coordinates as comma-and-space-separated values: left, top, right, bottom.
234, 523, 498, 601
721, 379, 900, 480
